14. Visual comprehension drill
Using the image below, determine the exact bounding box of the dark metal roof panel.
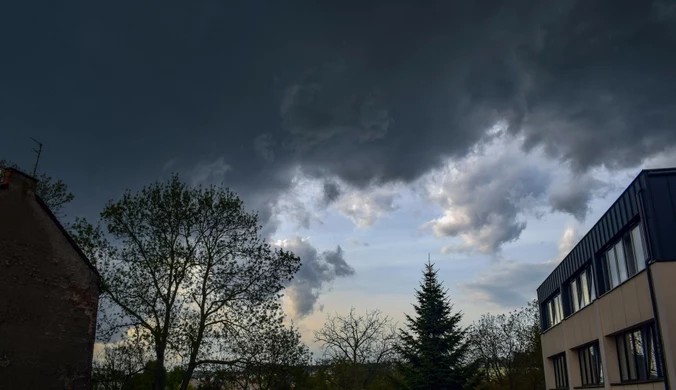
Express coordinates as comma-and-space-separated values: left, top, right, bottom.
537, 171, 647, 303
644, 171, 676, 261
538, 168, 676, 304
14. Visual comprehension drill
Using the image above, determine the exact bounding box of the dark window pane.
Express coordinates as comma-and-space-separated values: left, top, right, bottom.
632, 226, 646, 272
579, 343, 603, 386
608, 250, 619, 288
552, 354, 567, 388
580, 270, 590, 306
618, 335, 629, 381
647, 326, 659, 378
627, 333, 638, 380
596, 344, 604, 384
548, 301, 554, 327
556, 294, 564, 322
635, 330, 647, 379
579, 348, 587, 385
588, 346, 597, 384
616, 323, 664, 383
615, 243, 628, 283
571, 279, 579, 312
623, 234, 637, 276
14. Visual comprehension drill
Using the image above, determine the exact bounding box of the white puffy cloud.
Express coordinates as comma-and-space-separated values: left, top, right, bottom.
424, 134, 551, 254
333, 186, 400, 228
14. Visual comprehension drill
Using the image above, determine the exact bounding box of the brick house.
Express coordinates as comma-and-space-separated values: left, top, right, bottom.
0, 168, 100, 389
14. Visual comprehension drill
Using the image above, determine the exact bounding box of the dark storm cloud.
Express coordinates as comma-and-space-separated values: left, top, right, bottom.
1, 0, 674, 246
548, 175, 613, 221
278, 0, 676, 188
321, 181, 342, 205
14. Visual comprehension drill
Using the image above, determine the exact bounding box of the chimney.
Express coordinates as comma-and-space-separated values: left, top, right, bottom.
2, 167, 38, 194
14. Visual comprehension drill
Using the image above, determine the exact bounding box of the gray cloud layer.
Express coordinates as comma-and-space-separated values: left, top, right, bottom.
2, 0, 674, 311
461, 226, 579, 307
275, 0, 676, 191
278, 237, 355, 319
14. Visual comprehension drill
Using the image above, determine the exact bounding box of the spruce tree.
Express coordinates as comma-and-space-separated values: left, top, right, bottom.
396, 261, 478, 390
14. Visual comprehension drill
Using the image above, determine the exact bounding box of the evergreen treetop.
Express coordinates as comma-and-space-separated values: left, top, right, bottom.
396, 261, 478, 390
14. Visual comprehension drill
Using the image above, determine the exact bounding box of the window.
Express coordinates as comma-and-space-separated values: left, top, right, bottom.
546, 293, 564, 328
552, 353, 568, 389
578, 342, 603, 386
631, 226, 646, 272
604, 224, 647, 290
569, 266, 595, 314
616, 323, 663, 382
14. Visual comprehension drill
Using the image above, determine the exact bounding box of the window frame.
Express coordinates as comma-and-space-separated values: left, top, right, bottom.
568, 265, 594, 315
602, 223, 647, 292
546, 292, 564, 328
552, 353, 569, 389
578, 341, 604, 386
616, 322, 663, 383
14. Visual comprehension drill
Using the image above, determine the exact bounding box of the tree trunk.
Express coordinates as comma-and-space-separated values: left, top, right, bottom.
155, 345, 166, 390
180, 362, 197, 390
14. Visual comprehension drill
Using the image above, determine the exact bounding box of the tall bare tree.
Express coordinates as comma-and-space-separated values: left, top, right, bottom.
314, 307, 397, 365
71, 175, 300, 390
313, 308, 397, 389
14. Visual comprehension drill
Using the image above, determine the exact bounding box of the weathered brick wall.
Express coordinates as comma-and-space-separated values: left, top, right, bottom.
0, 172, 100, 389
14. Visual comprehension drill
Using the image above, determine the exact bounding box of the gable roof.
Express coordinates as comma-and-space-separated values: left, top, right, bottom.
0, 167, 101, 280
35, 195, 101, 280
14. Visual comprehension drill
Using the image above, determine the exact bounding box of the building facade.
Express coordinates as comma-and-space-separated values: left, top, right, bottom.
0, 168, 100, 389
538, 168, 676, 390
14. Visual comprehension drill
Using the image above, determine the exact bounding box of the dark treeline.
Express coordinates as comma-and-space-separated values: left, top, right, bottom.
5, 163, 544, 390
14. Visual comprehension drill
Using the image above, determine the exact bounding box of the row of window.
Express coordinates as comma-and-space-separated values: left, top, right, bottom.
543, 223, 647, 329
549, 323, 663, 388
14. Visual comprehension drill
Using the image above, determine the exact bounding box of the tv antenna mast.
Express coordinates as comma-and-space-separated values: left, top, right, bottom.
29, 137, 42, 176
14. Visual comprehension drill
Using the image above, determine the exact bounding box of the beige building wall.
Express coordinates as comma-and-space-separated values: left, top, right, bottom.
650, 261, 676, 386
541, 268, 671, 389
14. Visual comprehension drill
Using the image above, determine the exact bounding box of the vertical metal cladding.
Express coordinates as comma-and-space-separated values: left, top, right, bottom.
645, 172, 676, 261
538, 169, 676, 316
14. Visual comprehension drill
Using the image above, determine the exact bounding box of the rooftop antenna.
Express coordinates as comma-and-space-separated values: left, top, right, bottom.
29, 137, 42, 177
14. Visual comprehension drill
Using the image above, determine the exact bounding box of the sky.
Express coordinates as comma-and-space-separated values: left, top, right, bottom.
2, 0, 676, 352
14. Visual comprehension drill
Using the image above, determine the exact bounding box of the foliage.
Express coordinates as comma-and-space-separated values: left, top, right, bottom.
305, 361, 397, 390
396, 261, 479, 390
225, 317, 312, 390
469, 300, 545, 390
71, 175, 301, 390
0, 159, 74, 216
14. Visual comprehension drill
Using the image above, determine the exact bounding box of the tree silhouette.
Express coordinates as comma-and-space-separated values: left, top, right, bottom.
396, 261, 478, 390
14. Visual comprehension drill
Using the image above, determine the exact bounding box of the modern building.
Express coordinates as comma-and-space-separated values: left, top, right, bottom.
0, 168, 100, 389
537, 168, 676, 390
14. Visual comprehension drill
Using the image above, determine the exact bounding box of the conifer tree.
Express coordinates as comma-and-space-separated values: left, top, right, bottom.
396, 261, 478, 389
